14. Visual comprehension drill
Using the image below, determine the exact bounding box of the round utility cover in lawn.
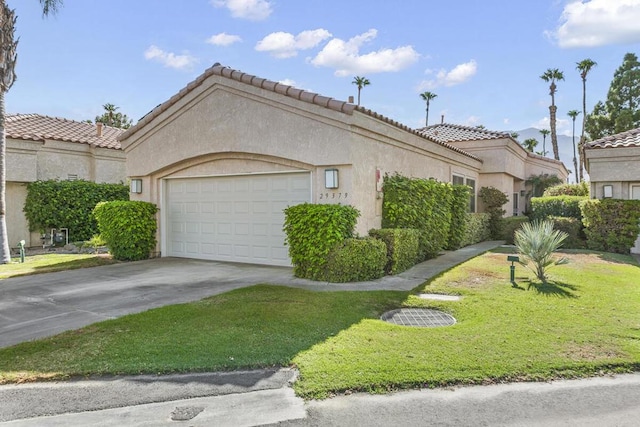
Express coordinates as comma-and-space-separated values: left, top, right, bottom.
381, 308, 456, 327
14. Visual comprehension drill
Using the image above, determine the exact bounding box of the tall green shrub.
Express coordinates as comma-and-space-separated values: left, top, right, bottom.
447, 185, 471, 250
93, 201, 158, 261
283, 203, 359, 280
478, 186, 508, 238
581, 199, 640, 254
549, 216, 585, 249
530, 196, 587, 221
382, 174, 453, 259
24, 180, 129, 242
499, 216, 529, 245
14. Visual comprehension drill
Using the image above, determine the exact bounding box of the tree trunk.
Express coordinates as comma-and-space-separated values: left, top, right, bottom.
549, 104, 560, 160
579, 78, 587, 182
0, 90, 11, 263
425, 101, 430, 127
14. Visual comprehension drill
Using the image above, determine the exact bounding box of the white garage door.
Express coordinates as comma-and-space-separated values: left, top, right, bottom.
165, 172, 311, 266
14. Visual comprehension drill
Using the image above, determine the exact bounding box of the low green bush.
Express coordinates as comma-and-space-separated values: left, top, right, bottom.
461, 213, 491, 246
581, 199, 640, 254
93, 201, 158, 261
324, 238, 387, 283
369, 228, 421, 274
530, 196, 587, 221
283, 203, 359, 280
543, 182, 589, 197
499, 216, 529, 244
549, 216, 585, 249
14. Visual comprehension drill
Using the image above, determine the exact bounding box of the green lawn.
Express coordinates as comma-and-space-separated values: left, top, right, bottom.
0, 250, 638, 399
0, 254, 118, 279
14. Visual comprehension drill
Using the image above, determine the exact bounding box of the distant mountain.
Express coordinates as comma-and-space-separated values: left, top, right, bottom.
512, 127, 581, 181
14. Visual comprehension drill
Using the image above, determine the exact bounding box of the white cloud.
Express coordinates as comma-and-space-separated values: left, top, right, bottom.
256, 29, 332, 58
417, 60, 477, 90
503, 118, 510, 125
548, 0, 640, 48
279, 79, 297, 86
206, 32, 242, 46
144, 45, 198, 70
212, 0, 272, 21
310, 29, 420, 76
464, 115, 481, 126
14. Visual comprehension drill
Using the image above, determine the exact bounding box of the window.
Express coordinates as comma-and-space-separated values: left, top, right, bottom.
467, 178, 476, 213
452, 175, 465, 186
67, 174, 78, 181
513, 193, 519, 216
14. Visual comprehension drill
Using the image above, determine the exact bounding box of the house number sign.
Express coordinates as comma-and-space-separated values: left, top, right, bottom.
319, 192, 348, 200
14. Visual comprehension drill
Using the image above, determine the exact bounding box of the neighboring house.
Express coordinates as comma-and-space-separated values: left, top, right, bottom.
584, 127, 640, 254
420, 124, 569, 216
6, 114, 126, 247
119, 64, 568, 267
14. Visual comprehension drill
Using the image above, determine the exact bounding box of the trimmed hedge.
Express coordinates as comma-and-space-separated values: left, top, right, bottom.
24, 180, 129, 242
447, 185, 471, 250
499, 216, 529, 244
324, 238, 387, 282
543, 182, 589, 197
461, 213, 491, 246
549, 216, 585, 249
369, 228, 421, 274
382, 174, 453, 260
283, 203, 359, 280
93, 201, 158, 261
530, 196, 588, 221
581, 199, 640, 254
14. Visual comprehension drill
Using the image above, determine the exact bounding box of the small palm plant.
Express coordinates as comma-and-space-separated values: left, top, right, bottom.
514, 220, 568, 282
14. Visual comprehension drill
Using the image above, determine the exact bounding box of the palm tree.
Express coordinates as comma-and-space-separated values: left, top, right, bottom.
539, 129, 550, 157
0, 0, 62, 264
419, 91, 437, 126
522, 138, 538, 152
540, 68, 565, 161
568, 110, 581, 184
351, 76, 370, 106
576, 59, 596, 182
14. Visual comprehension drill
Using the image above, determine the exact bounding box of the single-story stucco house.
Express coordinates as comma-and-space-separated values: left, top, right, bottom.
6, 114, 126, 247
584, 127, 640, 253
119, 63, 568, 267
420, 124, 569, 216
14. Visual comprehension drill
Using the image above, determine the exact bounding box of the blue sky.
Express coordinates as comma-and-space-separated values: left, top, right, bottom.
6, 0, 640, 137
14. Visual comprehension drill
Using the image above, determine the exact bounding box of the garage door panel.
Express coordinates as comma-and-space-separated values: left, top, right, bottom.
165, 173, 310, 266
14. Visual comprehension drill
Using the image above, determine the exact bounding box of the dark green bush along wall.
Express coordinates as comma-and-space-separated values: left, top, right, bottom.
461, 213, 491, 247
24, 180, 129, 242
478, 187, 508, 239
93, 201, 158, 261
283, 203, 359, 280
382, 174, 453, 260
543, 182, 589, 197
369, 228, 421, 274
498, 216, 529, 245
447, 185, 471, 250
549, 216, 585, 249
581, 199, 640, 254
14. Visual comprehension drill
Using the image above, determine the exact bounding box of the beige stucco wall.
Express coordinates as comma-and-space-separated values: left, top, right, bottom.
6, 138, 126, 247
122, 74, 482, 250
448, 139, 567, 217
586, 146, 640, 199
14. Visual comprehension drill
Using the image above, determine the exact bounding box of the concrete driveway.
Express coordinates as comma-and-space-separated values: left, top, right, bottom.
0, 241, 502, 348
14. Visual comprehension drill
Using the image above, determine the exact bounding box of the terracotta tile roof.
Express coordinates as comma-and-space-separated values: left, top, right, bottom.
6, 113, 123, 150
585, 127, 640, 149
418, 123, 511, 143
119, 63, 480, 161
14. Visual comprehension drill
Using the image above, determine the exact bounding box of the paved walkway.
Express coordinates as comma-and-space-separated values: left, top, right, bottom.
0, 240, 503, 425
